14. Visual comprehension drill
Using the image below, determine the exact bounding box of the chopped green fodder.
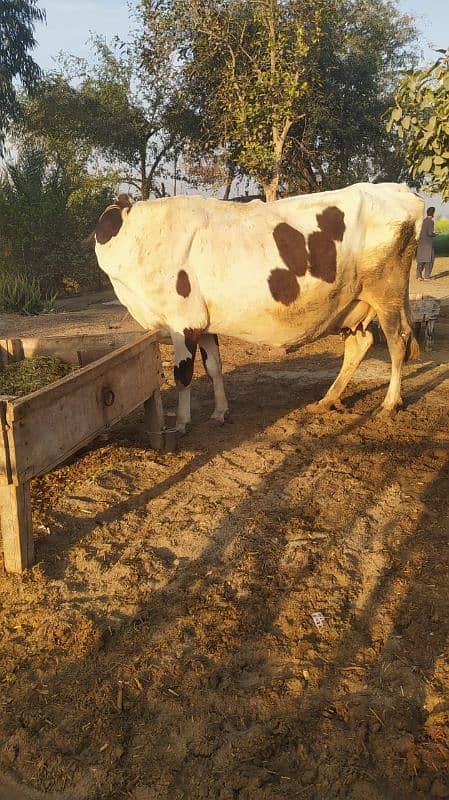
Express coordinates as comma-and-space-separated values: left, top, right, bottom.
0, 357, 74, 397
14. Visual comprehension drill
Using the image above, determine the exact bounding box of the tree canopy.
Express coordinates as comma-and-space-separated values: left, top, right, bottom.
14, 0, 419, 203
0, 145, 111, 293
138, 0, 417, 199
0, 0, 45, 150
20, 28, 193, 199
387, 49, 449, 199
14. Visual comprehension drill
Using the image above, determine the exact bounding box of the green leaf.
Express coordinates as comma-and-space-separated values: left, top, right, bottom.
420, 156, 433, 173
390, 107, 402, 122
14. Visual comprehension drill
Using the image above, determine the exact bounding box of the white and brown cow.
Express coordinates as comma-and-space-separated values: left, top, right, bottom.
94, 183, 423, 432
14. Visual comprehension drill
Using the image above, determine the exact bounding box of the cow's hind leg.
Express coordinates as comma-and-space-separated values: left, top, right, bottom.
311, 326, 374, 412
376, 308, 415, 415
199, 333, 229, 423
171, 329, 198, 433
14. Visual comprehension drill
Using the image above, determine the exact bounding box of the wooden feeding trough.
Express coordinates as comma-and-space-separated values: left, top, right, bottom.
372, 295, 441, 351
409, 294, 441, 351
0, 331, 174, 574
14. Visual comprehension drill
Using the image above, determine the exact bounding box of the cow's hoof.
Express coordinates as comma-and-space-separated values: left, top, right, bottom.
373, 405, 399, 419
307, 398, 345, 414
175, 421, 191, 435
209, 409, 230, 425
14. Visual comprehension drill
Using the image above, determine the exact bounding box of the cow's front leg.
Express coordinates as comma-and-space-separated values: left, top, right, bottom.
199, 333, 229, 423
171, 329, 198, 433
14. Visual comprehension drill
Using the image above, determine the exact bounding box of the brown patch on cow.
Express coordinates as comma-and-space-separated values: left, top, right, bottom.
174, 330, 199, 387
308, 233, 338, 283
267, 269, 300, 306
317, 206, 346, 241
174, 357, 195, 387
183, 327, 203, 344
308, 206, 346, 284
273, 223, 308, 276
395, 219, 416, 258
95, 206, 123, 245
200, 346, 208, 368
269, 223, 308, 304
176, 270, 191, 298
116, 194, 132, 209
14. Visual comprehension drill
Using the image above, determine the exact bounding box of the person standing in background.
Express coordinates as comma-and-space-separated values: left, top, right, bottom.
416, 206, 436, 281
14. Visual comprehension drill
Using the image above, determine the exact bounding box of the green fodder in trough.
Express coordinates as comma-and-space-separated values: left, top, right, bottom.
0, 357, 73, 397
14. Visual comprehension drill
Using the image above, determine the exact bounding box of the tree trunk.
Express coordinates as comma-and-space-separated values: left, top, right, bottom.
264, 164, 280, 202
223, 168, 234, 200
140, 149, 149, 199
141, 177, 150, 200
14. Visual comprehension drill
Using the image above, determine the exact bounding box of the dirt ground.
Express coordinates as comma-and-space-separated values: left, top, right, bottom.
1, 260, 449, 800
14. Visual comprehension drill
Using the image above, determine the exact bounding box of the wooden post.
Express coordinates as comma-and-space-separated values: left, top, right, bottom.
144, 389, 165, 450
0, 482, 34, 573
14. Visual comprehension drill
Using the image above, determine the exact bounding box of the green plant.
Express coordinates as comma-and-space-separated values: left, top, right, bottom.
387, 49, 449, 198
434, 218, 449, 256
0, 146, 110, 293
0, 0, 45, 151
0, 272, 57, 315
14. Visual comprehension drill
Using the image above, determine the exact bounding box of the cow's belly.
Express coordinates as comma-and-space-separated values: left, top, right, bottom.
211, 306, 338, 349
206, 275, 357, 349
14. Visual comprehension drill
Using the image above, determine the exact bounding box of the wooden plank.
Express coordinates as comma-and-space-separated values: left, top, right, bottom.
0, 339, 25, 365
0, 482, 34, 573
0, 342, 8, 367
409, 296, 441, 323
0, 332, 143, 366
0, 400, 13, 485
3, 332, 163, 484
144, 389, 165, 450
0, 331, 171, 365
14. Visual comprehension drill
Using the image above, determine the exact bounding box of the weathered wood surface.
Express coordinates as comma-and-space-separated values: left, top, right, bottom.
409, 295, 441, 322
0, 332, 142, 367
0, 482, 33, 573
0, 331, 163, 485
143, 389, 165, 451
143, 391, 179, 452
0, 400, 13, 485
409, 295, 441, 351
1, 332, 166, 572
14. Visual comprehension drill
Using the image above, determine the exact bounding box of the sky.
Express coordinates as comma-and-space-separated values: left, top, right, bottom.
398, 0, 449, 58
33, 0, 132, 72
33, 0, 449, 72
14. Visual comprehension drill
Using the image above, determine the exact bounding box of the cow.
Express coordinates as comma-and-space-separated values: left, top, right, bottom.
94, 183, 423, 433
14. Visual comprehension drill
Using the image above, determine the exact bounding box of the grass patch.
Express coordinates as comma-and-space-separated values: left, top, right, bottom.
435, 219, 449, 256
435, 234, 449, 256
0, 357, 74, 397
0, 273, 57, 315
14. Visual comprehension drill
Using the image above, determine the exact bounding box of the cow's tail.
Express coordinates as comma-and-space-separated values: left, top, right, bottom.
395, 218, 420, 363
405, 331, 420, 362
402, 300, 420, 362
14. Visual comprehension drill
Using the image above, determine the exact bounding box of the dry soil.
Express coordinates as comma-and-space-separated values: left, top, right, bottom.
1, 262, 449, 799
